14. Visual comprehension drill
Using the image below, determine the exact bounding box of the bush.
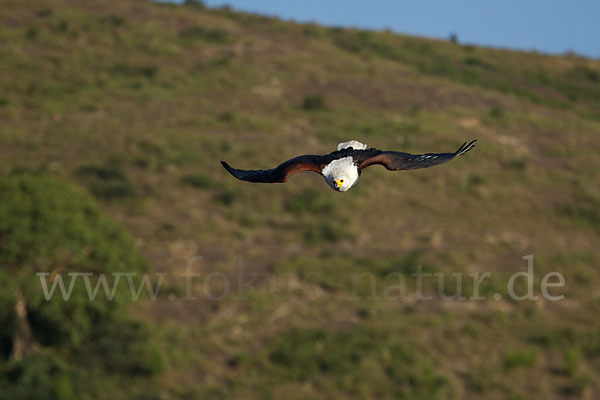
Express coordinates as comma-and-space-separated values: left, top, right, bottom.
264, 326, 450, 398
504, 348, 537, 369
109, 64, 158, 79
1, 353, 73, 400
183, 0, 206, 8
285, 189, 334, 215
181, 174, 215, 189
564, 349, 579, 376
101, 14, 126, 27
179, 26, 231, 44
74, 164, 137, 200
559, 194, 600, 231
304, 221, 351, 243
489, 105, 505, 119
217, 189, 237, 206
0, 175, 161, 397
464, 56, 494, 70
301, 94, 326, 110
86, 320, 164, 376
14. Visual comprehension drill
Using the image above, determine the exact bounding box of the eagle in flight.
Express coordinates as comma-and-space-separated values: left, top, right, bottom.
221, 139, 476, 192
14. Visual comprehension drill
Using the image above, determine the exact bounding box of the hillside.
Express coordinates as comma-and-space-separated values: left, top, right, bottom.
1, 0, 600, 399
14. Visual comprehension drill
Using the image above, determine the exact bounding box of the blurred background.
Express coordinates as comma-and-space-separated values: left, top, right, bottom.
1, 0, 599, 399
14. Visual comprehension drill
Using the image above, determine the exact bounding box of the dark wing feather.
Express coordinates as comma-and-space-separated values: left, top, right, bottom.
221, 154, 325, 183
359, 140, 476, 172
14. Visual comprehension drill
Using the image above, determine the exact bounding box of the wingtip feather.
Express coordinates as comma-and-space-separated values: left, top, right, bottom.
221, 161, 235, 175
456, 139, 477, 156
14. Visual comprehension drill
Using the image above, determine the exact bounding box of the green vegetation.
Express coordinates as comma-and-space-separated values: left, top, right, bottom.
0, 175, 161, 399
504, 348, 538, 369
181, 173, 216, 189
302, 94, 327, 110
1, 0, 599, 399
178, 26, 231, 43
75, 164, 138, 200
262, 326, 450, 399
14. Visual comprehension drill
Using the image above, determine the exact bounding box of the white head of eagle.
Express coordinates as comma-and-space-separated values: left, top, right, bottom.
322, 156, 359, 192
220, 139, 476, 192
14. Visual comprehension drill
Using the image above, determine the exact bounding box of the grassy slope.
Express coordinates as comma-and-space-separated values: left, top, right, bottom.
1, 0, 600, 398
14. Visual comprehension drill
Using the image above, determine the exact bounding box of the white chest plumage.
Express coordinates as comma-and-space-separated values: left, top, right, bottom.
322, 156, 359, 192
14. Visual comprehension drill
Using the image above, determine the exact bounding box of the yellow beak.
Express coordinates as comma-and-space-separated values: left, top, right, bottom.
335, 179, 343, 188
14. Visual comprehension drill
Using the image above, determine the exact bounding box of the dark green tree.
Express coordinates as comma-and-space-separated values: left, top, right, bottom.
0, 175, 162, 400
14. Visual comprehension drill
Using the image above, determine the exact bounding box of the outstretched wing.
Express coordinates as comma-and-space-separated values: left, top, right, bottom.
359, 140, 476, 172
221, 155, 324, 183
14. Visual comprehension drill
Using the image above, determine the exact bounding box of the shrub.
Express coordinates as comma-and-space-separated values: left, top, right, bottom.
0, 175, 146, 343
217, 189, 236, 206
302, 24, 322, 38
1, 353, 73, 400
101, 14, 125, 27
179, 26, 231, 44
87, 320, 164, 376
0, 175, 161, 396
36, 8, 53, 17
304, 221, 351, 244
285, 190, 334, 215
504, 348, 537, 369
181, 174, 215, 189
264, 326, 450, 398
183, 0, 206, 8
74, 164, 137, 200
559, 194, 600, 231
218, 111, 236, 122
464, 56, 494, 70
489, 105, 505, 119
564, 349, 579, 376
301, 94, 325, 110
110, 64, 158, 80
